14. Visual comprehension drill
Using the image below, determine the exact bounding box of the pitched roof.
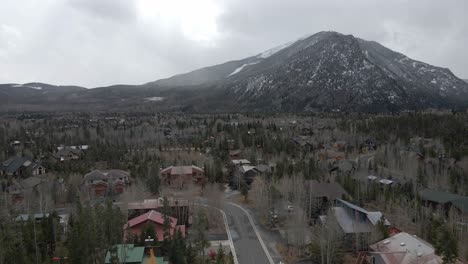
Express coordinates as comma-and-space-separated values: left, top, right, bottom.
231, 159, 251, 165
369, 232, 442, 264
419, 189, 460, 204
255, 164, 271, 173
334, 198, 390, 234
53, 148, 83, 159
451, 197, 468, 213
1, 157, 37, 174
305, 180, 348, 200
419, 189, 468, 213
125, 210, 177, 229
127, 198, 189, 210
15, 213, 50, 222
240, 165, 259, 173
84, 169, 130, 181
20, 176, 43, 188
160, 165, 204, 175
104, 244, 145, 264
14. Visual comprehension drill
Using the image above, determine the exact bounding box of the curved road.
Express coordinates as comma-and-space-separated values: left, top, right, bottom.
223, 203, 273, 264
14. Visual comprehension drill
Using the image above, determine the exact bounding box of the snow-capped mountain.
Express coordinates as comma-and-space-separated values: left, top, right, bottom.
1, 31, 468, 112
222, 31, 468, 111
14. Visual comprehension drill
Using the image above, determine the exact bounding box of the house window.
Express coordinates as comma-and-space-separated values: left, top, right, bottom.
38, 167, 44, 175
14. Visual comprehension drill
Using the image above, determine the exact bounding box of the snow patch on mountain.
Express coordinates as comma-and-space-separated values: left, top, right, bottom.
257, 41, 295, 59
12, 84, 42, 90
228, 61, 260, 76
145, 97, 165, 102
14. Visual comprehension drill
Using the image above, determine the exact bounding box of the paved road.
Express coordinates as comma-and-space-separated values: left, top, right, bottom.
223, 203, 272, 264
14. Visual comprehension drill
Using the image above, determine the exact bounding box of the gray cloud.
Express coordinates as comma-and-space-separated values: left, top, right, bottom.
0, 0, 467, 87
67, 0, 137, 22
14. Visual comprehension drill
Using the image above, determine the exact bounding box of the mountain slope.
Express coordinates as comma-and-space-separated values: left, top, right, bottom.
218, 32, 468, 111
1, 31, 468, 112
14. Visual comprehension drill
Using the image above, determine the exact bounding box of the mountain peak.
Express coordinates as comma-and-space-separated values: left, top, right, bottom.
1, 31, 467, 112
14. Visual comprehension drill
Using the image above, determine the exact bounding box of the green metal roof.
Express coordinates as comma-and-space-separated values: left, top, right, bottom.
451, 198, 468, 213
419, 189, 468, 213
419, 189, 461, 204
105, 244, 145, 264
155, 257, 168, 264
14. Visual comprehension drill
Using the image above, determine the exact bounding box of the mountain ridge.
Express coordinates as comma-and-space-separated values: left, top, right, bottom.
2, 31, 468, 112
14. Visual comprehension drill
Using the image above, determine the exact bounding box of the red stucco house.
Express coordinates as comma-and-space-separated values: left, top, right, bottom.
123, 210, 185, 242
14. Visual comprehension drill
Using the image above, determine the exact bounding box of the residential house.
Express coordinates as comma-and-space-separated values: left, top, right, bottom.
318, 149, 345, 163
333, 140, 349, 151
16, 213, 69, 233
231, 159, 251, 166
1, 157, 45, 177
229, 149, 242, 159
292, 136, 317, 151
321, 198, 391, 250
105, 244, 145, 264
369, 232, 443, 264
123, 210, 186, 242
256, 163, 275, 176
239, 165, 261, 186
332, 198, 390, 235
104, 244, 169, 264
15, 213, 50, 222
305, 180, 348, 217
83, 169, 130, 196
160, 165, 205, 187
7, 176, 45, 203
419, 188, 468, 216
229, 164, 261, 188
126, 198, 190, 225
52, 147, 84, 162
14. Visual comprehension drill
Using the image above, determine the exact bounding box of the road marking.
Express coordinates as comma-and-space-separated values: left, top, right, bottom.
227, 202, 275, 264
199, 204, 239, 264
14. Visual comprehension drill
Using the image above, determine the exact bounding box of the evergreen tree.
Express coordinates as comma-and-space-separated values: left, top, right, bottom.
216, 244, 226, 264
169, 229, 186, 264
192, 211, 209, 258
185, 243, 197, 264
161, 197, 173, 253
240, 181, 249, 201
146, 164, 161, 195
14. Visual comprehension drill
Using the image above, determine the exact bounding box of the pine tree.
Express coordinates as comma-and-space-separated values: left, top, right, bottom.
146, 164, 161, 195
185, 243, 197, 264
241, 181, 249, 201
161, 197, 173, 253
169, 229, 187, 264
192, 211, 209, 258
216, 244, 226, 264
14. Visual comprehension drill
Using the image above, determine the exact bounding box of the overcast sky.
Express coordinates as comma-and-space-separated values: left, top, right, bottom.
0, 0, 467, 88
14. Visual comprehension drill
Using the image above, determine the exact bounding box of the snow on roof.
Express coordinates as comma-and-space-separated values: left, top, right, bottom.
367, 175, 379, 180
369, 232, 443, 264
240, 165, 257, 173
231, 159, 251, 165
379, 179, 394, 185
